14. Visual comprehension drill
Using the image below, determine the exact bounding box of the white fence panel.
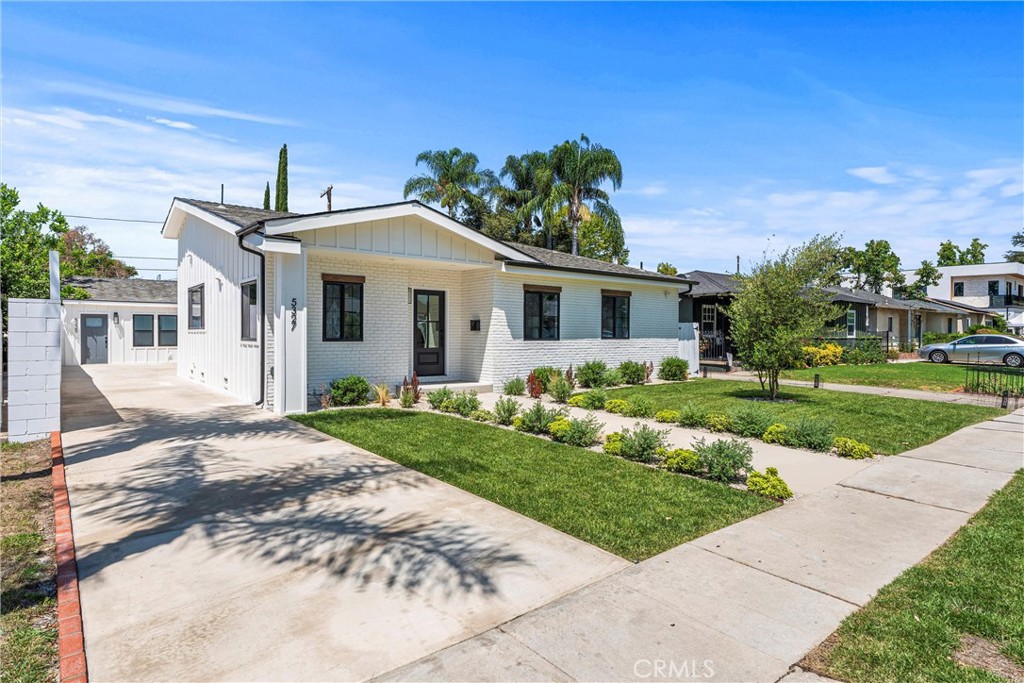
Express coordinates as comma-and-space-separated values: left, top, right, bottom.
677, 322, 700, 376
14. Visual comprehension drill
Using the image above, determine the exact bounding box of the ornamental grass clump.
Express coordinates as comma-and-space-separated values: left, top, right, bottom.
577, 360, 608, 388
746, 467, 794, 500
676, 403, 708, 428
787, 416, 835, 451
693, 437, 753, 483
503, 376, 526, 396
399, 387, 416, 409
618, 423, 669, 463
493, 396, 520, 426
373, 383, 392, 407
728, 403, 775, 438
832, 437, 873, 460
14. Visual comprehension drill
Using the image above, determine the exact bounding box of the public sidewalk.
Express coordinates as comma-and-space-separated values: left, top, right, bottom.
378, 409, 1023, 682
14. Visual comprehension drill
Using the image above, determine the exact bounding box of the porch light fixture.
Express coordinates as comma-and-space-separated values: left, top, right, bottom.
112, 312, 120, 325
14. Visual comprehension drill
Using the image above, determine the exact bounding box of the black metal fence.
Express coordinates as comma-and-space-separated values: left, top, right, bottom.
809, 333, 895, 352
964, 365, 1024, 398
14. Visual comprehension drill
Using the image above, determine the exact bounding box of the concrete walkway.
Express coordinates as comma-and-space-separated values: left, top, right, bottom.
379, 408, 1023, 682
713, 370, 1018, 408
60, 365, 627, 682
474, 393, 870, 497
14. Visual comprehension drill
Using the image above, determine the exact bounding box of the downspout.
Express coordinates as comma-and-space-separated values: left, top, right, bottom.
238, 223, 266, 406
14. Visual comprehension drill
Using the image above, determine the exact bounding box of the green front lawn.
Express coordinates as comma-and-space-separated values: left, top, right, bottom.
806, 471, 1024, 683
781, 362, 969, 393
293, 409, 776, 561
605, 380, 1003, 455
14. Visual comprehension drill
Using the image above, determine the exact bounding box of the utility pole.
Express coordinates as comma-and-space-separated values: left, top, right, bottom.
320, 185, 333, 211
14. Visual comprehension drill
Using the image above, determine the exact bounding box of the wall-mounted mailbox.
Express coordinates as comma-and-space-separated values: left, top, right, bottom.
469, 319, 481, 331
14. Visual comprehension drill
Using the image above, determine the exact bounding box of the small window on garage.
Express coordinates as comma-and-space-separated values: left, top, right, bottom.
952, 282, 964, 297
133, 315, 154, 347
158, 315, 178, 347
189, 284, 204, 329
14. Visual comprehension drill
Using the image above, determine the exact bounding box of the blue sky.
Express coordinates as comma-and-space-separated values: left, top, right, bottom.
3, 2, 1021, 277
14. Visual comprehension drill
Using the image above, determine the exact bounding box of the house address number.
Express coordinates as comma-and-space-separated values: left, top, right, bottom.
290, 297, 298, 331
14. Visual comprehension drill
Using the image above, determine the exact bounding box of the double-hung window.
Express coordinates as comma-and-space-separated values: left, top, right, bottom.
323, 274, 364, 341
523, 285, 560, 340
158, 315, 178, 347
241, 280, 258, 341
846, 309, 857, 338
188, 284, 204, 329
133, 315, 154, 347
601, 290, 630, 339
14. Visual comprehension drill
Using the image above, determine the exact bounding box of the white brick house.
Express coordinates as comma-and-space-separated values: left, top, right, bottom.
162, 198, 694, 414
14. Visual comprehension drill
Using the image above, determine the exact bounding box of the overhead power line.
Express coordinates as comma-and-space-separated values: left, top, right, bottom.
65, 214, 163, 224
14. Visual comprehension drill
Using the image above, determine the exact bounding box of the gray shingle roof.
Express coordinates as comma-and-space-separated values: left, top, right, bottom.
178, 198, 297, 228
683, 270, 742, 296
505, 243, 695, 284
64, 277, 177, 304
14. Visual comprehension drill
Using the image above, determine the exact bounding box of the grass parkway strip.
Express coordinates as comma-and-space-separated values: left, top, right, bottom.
605, 378, 1004, 455
804, 470, 1024, 683
293, 409, 776, 562
781, 361, 972, 393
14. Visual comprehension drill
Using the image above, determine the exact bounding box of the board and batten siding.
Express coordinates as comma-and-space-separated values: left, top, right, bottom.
176, 216, 264, 403
480, 271, 681, 385
60, 301, 177, 365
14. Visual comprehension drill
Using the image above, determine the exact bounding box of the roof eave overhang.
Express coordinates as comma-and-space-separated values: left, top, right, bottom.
502, 260, 697, 288
162, 198, 244, 240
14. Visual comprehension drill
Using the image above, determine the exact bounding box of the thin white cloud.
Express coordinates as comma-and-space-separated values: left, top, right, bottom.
847, 166, 899, 185
147, 116, 197, 131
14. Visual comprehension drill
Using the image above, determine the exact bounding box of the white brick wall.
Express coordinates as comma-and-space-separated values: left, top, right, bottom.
7, 298, 62, 442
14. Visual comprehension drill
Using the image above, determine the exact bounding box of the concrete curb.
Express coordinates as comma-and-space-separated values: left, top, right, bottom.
52, 431, 88, 683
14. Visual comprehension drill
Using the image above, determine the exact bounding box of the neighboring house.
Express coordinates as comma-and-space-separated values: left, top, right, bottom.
893, 262, 1024, 334
60, 277, 178, 366
678, 270, 986, 361
161, 198, 695, 414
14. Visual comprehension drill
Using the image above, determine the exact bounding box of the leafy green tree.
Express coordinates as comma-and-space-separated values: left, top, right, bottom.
1005, 230, 1024, 264
263, 182, 271, 210
61, 226, 137, 279
275, 144, 288, 212
936, 238, 988, 265
403, 148, 494, 224
843, 240, 905, 293
901, 260, 941, 299
547, 134, 623, 256
577, 212, 628, 264
656, 262, 678, 276
727, 235, 844, 399
936, 240, 960, 266
1, 184, 68, 313
493, 151, 554, 244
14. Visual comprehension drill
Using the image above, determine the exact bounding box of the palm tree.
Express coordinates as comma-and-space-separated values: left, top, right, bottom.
493, 152, 554, 243
547, 134, 623, 256
403, 148, 494, 222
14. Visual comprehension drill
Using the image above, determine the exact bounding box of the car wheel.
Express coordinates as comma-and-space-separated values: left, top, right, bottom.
929, 350, 948, 364
1005, 353, 1024, 368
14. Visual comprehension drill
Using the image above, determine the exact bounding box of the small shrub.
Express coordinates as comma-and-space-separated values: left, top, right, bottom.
658, 356, 689, 381
619, 423, 669, 462
885, 348, 900, 361
551, 415, 604, 447
568, 394, 587, 407
603, 432, 623, 455
658, 448, 699, 474
618, 360, 647, 385
440, 391, 480, 416
602, 368, 623, 386
526, 371, 544, 399
516, 400, 564, 434
604, 399, 630, 414
676, 403, 708, 428
654, 409, 681, 423
503, 376, 526, 396
693, 437, 753, 483
401, 373, 422, 403
493, 396, 520, 425
373, 383, 391, 407
426, 386, 454, 410
623, 396, 656, 418
330, 375, 371, 406
703, 413, 732, 433
532, 366, 563, 393
550, 376, 574, 403
802, 343, 843, 368
833, 437, 873, 460
577, 388, 608, 410
729, 404, 774, 438
788, 417, 835, 451
399, 387, 416, 409
746, 467, 794, 499
577, 360, 608, 388
762, 423, 789, 444
469, 409, 496, 423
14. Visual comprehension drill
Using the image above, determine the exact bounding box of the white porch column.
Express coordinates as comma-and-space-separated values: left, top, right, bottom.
274, 251, 308, 414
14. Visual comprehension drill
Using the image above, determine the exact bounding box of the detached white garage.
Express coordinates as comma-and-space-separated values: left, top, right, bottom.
61, 277, 178, 366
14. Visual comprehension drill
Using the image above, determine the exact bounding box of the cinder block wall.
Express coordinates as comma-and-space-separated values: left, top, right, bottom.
7, 298, 62, 442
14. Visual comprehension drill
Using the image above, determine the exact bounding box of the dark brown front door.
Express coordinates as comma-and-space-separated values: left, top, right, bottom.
414, 290, 445, 376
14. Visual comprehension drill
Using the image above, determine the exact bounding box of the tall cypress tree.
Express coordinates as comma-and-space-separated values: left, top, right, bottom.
263, 182, 271, 210
274, 144, 288, 212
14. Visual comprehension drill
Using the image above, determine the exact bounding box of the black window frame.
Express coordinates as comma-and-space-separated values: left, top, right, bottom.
601, 294, 631, 339
952, 282, 965, 297
523, 290, 560, 341
987, 280, 1000, 296
158, 315, 178, 347
133, 314, 155, 347
322, 281, 364, 342
188, 284, 205, 330
241, 279, 258, 342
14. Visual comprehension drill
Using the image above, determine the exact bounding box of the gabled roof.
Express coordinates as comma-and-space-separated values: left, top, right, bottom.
925, 297, 993, 315
177, 198, 296, 227
683, 270, 741, 296
63, 277, 176, 304
507, 243, 696, 285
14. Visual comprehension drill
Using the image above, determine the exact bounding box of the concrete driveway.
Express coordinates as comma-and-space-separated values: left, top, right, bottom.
60, 364, 626, 681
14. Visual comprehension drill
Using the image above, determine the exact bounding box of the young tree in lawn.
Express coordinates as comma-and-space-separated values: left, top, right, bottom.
727, 235, 844, 400
1005, 229, 1024, 264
